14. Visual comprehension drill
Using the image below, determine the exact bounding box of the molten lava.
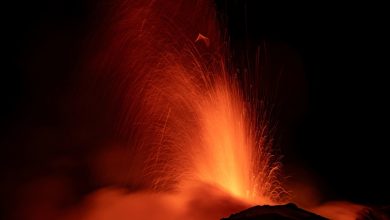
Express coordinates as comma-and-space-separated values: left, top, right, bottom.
86, 0, 287, 205
8, 1, 388, 220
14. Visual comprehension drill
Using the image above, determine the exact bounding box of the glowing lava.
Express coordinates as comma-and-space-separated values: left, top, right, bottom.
85, 0, 287, 205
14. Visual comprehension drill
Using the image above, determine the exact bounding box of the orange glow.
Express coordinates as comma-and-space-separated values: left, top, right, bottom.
87, 0, 289, 206
191, 79, 281, 203
31, 0, 288, 219
9, 1, 378, 220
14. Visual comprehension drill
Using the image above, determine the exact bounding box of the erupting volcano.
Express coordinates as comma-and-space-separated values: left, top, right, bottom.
3, 0, 389, 219
89, 0, 286, 204
74, 0, 289, 218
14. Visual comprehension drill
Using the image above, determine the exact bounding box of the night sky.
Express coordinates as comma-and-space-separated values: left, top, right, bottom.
2, 0, 389, 215
217, 1, 389, 204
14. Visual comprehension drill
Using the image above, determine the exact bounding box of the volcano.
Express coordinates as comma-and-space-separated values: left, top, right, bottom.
3, 0, 389, 220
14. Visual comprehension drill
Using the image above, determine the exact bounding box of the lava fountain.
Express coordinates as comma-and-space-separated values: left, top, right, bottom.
86, 0, 285, 204
6, 1, 390, 220
72, 0, 288, 219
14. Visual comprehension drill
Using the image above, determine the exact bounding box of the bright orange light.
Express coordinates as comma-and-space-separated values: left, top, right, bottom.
86, 0, 287, 205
